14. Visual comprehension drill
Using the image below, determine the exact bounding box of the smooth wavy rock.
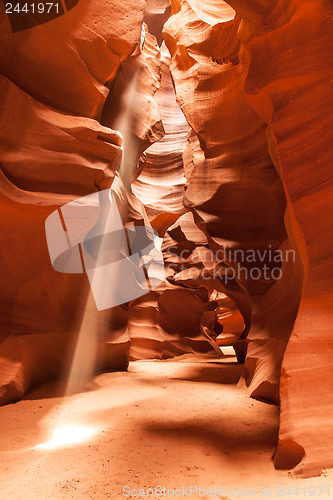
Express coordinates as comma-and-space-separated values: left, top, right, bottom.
123, 20, 215, 360
144, 0, 172, 45
0, 75, 123, 197
132, 42, 188, 219
166, 0, 333, 476
162, 212, 251, 361
163, 0, 299, 404
128, 289, 218, 361
0, 0, 149, 404
0, 0, 332, 478
240, 0, 333, 476
101, 26, 165, 188
0, 171, 156, 404
0, 0, 145, 118
127, 68, 215, 357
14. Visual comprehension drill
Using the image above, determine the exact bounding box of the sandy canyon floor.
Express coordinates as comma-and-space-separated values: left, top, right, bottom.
0, 354, 332, 499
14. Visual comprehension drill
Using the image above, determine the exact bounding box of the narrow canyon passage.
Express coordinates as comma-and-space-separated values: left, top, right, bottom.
0, 355, 332, 499
0, 0, 332, 489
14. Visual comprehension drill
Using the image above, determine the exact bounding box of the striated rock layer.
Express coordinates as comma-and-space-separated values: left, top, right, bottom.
126, 26, 216, 360
163, 0, 300, 404
132, 42, 188, 220
0, 0, 216, 404
0, 0, 145, 118
240, 0, 333, 477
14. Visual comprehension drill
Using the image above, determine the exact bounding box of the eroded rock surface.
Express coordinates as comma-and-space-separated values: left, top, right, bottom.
242, 0, 333, 477
163, 0, 299, 405
164, 0, 333, 476
0, 0, 149, 404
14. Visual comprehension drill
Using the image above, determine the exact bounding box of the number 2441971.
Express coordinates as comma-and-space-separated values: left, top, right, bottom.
5, 3, 60, 14
276, 485, 330, 496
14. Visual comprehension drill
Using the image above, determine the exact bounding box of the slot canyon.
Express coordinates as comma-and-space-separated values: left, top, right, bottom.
0, 0, 332, 497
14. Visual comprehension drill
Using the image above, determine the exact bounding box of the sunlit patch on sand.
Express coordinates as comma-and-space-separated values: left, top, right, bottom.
35, 425, 96, 450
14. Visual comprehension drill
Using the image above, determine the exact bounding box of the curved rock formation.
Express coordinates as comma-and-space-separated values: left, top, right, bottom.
101, 24, 165, 188
132, 42, 188, 220
239, 0, 333, 477
0, 0, 154, 404
163, 0, 299, 403
127, 41, 217, 360
164, 0, 333, 476
0, 0, 215, 404
0, 0, 144, 117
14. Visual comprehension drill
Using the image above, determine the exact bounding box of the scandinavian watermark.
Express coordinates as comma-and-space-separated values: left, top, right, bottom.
45, 188, 297, 310
165, 245, 296, 284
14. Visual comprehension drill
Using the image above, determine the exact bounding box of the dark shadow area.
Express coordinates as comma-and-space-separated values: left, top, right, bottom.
23, 353, 239, 401
143, 419, 279, 459
23, 377, 100, 401
171, 364, 244, 384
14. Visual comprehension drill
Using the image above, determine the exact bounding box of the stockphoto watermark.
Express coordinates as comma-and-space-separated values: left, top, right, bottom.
122, 485, 330, 497
122, 486, 256, 497
165, 245, 297, 284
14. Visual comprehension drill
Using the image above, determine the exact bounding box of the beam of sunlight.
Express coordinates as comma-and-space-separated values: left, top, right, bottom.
113, 73, 140, 190
64, 74, 141, 394
65, 190, 123, 396
45, 35, 163, 399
